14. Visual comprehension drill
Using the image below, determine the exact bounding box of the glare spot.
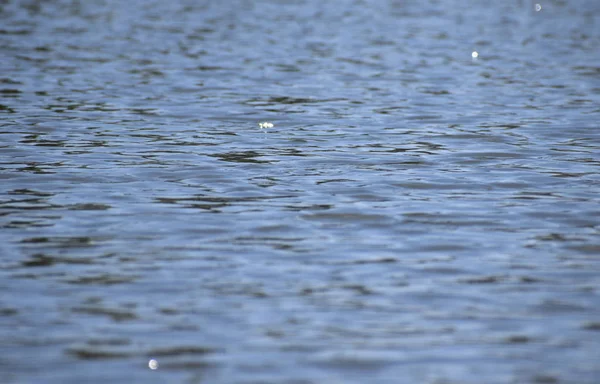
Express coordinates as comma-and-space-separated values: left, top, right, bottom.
148, 359, 158, 370
471, 51, 479, 59
535, 3, 542, 12
259, 122, 274, 129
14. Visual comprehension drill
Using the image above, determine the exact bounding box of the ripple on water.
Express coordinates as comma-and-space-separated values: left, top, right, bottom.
1, 0, 600, 383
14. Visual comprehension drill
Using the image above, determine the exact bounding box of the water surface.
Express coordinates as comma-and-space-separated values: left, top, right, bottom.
1, 0, 600, 383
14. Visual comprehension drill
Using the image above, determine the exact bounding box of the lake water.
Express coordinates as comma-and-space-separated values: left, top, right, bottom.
1, 0, 600, 383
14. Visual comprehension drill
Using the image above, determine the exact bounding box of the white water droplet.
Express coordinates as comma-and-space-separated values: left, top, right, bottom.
148, 359, 158, 370
259, 122, 274, 129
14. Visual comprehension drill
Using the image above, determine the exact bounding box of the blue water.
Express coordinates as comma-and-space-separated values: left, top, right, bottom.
1, 0, 600, 383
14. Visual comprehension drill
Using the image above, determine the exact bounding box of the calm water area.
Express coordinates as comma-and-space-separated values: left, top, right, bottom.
1, 0, 600, 383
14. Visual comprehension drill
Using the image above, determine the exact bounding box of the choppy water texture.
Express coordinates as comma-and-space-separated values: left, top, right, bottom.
1, 0, 600, 383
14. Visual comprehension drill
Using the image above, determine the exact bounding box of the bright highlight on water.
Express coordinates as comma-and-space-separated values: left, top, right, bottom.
259, 122, 274, 129
148, 359, 158, 370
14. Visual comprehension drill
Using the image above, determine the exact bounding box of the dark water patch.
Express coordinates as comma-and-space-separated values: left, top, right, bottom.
283, 203, 332, 212
531, 374, 560, 384
148, 346, 221, 357
582, 322, 600, 331
12, 271, 67, 280
0, 78, 23, 85
72, 305, 138, 322
20, 253, 96, 267
67, 348, 132, 360
210, 150, 272, 164
156, 194, 294, 210
518, 276, 544, 284
7, 189, 54, 197
459, 275, 506, 284
572, 66, 600, 77
2, 219, 55, 229
0, 308, 18, 316
20, 236, 96, 246
64, 274, 138, 286
533, 300, 589, 314
0, 88, 22, 95
0, 104, 16, 112
301, 212, 393, 224
348, 257, 397, 265
0, 200, 58, 210
502, 335, 533, 344
67, 203, 111, 210
566, 243, 600, 254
